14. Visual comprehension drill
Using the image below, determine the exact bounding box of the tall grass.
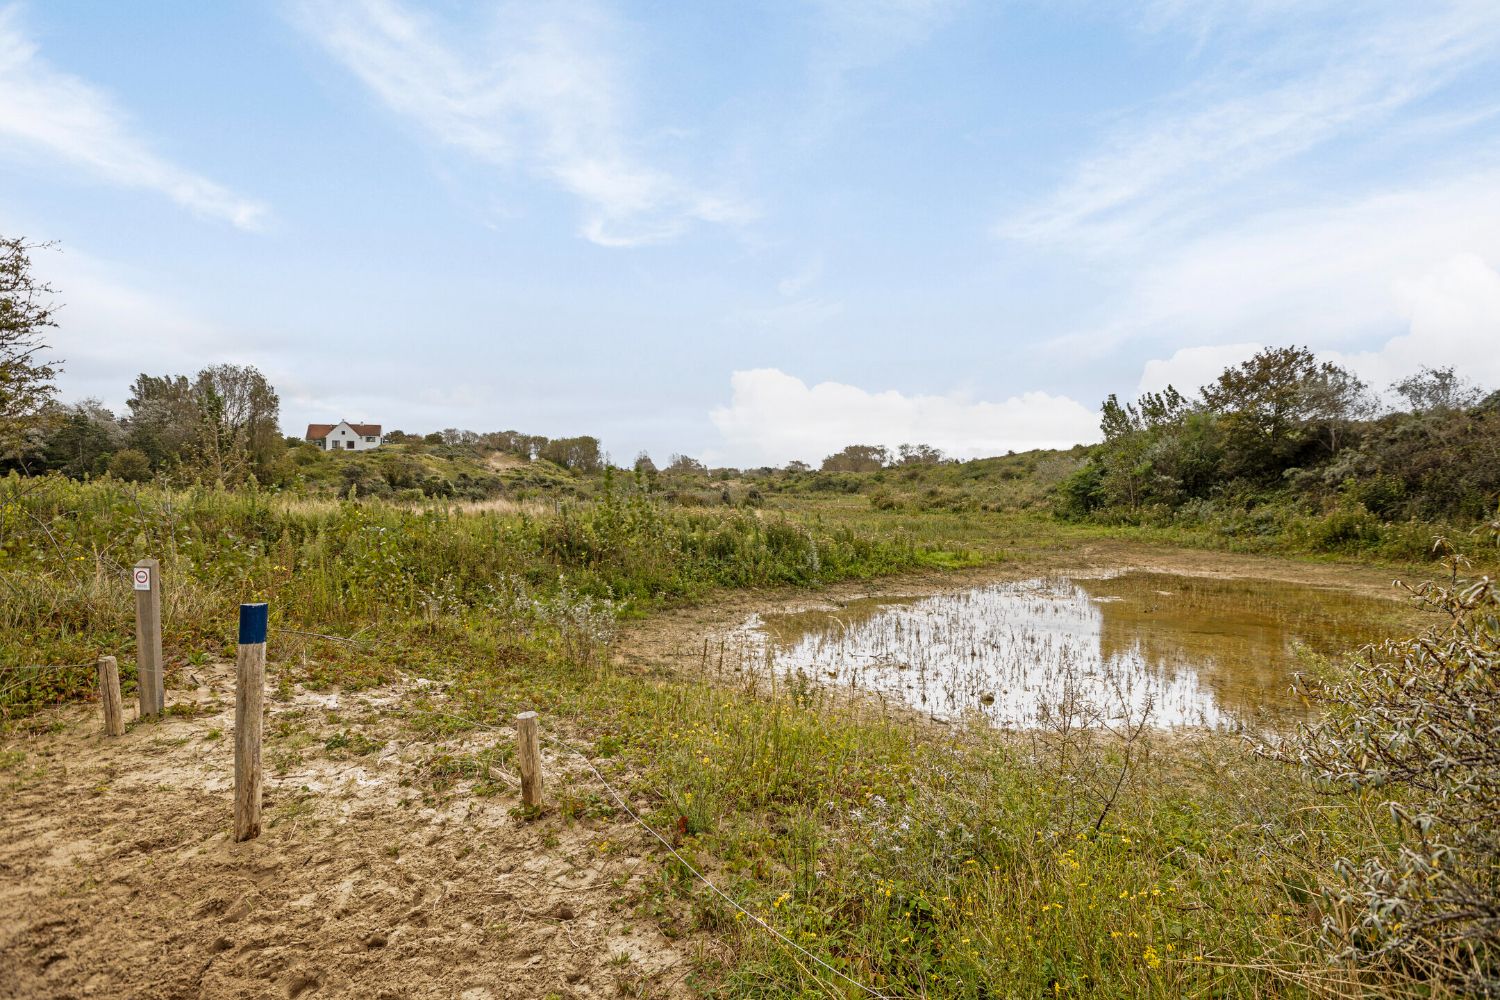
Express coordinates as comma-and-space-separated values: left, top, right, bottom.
0, 474, 953, 720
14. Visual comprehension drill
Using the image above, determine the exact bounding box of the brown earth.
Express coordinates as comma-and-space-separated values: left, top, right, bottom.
0, 667, 701, 1000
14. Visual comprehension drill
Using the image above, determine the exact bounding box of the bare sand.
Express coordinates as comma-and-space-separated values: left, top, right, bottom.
0, 666, 697, 1000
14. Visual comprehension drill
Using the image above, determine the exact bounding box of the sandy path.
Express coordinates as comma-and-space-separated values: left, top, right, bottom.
0, 667, 694, 1000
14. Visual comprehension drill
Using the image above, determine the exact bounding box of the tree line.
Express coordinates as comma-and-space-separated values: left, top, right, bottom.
1060, 346, 1499, 522
24, 368, 282, 484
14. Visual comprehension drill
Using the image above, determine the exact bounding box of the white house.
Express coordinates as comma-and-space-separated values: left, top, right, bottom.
307, 421, 382, 451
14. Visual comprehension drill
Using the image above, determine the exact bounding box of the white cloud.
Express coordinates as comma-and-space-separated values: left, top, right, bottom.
1136, 342, 1261, 397
0, 6, 266, 229
1131, 252, 1500, 404
708, 368, 1099, 467
19, 245, 241, 411
294, 0, 749, 247
1333, 253, 1500, 392
1004, 2, 1500, 250
1040, 159, 1500, 362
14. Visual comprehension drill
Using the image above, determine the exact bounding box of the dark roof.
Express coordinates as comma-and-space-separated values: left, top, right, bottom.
306, 422, 382, 439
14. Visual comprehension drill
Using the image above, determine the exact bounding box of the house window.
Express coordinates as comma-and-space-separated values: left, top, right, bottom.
365, 436, 377, 443
346, 440, 355, 450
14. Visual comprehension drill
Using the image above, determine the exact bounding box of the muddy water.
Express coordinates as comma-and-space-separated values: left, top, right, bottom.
733, 571, 1415, 730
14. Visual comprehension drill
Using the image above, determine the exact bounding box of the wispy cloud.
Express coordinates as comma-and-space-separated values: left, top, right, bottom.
815, 0, 962, 73
1101, 160, 1500, 347
709, 368, 1098, 467
792, 0, 961, 142
294, 0, 749, 247
1004, 2, 1500, 249
0, 6, 266, 229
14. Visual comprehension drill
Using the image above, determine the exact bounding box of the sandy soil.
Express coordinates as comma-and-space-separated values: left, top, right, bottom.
0, 667, 698, 1000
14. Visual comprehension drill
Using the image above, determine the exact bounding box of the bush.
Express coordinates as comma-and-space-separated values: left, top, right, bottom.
1265, 532, 1500, 993
106, 448, 151, 482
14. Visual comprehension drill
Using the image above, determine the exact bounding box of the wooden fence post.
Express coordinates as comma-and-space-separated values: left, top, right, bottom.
97, 655, 123, 737
234, 603, 267, 843
516, 711, 542, 808
132, 558, 164, 718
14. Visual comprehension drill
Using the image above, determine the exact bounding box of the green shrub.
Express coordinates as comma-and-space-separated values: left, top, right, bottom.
1264, 534, 1500, 993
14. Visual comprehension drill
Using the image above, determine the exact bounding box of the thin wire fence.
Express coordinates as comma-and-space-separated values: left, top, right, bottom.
1, 573, 893, 997
0, 662, 99, 716
413, 704, 892, 1000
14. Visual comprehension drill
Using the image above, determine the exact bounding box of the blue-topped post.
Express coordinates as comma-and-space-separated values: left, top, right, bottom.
234, 603, 268, 842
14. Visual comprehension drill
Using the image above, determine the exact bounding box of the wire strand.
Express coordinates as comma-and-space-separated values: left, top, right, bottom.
414, 705, 892, 1000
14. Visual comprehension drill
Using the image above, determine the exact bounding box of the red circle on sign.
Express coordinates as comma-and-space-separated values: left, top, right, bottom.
134, 569, 149, 584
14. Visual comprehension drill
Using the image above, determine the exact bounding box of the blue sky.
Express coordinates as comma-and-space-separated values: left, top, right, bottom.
3, 1, 1498, 467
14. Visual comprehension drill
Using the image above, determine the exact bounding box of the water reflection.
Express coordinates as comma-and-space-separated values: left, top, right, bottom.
733, 572, 1406, 730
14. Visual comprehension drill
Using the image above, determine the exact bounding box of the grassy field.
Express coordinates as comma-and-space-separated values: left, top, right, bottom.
1, 473, 1487, 997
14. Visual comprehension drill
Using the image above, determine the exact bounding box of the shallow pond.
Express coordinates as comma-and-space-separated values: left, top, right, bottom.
731, 571, 1414, 730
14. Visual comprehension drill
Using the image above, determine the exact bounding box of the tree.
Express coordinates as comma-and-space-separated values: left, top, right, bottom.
1201, 346, 1368, 479
480, 430, 547, 459
821, 444, 890, 472
540, 435, 602, 472
1391, 366, 1486, 415
633, 451, 658, 475
665, 453, 707, 475
0, 237, 61, 459
193, 364, 281, 484
784, 460, 810, 473
440, 428, 480, 447
896, 443, 944, 466
125, 374, 201, 468
107, 448, 151, 482
40, 399, 123, 478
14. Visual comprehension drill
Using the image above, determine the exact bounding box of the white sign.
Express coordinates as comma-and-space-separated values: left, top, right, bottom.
133, 567, 152, 591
